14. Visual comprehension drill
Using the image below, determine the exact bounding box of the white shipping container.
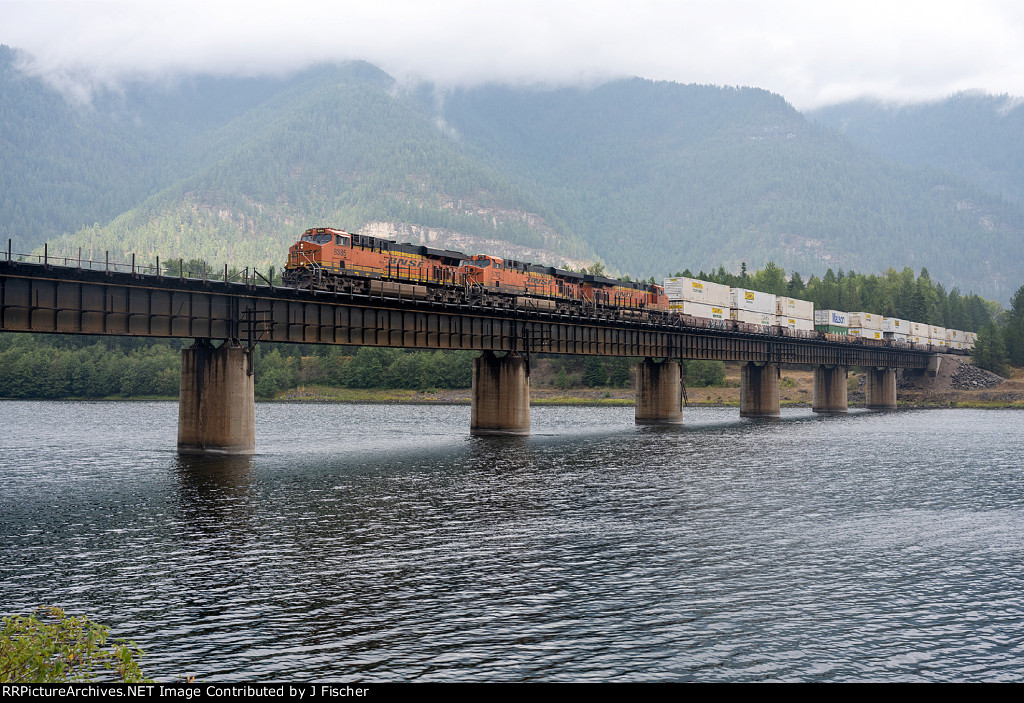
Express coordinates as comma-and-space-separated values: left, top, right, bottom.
882, 317, 910, 333
848, 312, 883, 330
890, 333, 909, 343
949, 329, 966, 342
850, 328, 883, 340
814, 309, 849, 327
910, 335, 927, 346
731, 309, 774, 326
776, 315, 814, 331
662, 277, 731, 307
669, 300, 728, 320
776, 296, 814, 320
908, 321, 928, 337
729, 288, 776, 314
930, 325, 946, 340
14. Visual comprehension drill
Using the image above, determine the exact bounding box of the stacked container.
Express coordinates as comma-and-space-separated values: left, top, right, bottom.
848, 311, 883, 339
907, 321, 928, 346
776, 297, 814, 331
854, 329, 884, 341
663, 277, 731, 321
730, 288, 776, 327
814, 309, 849, 334
883, 317, 910, 343
948, 328, 966, 351
929, 326, 948, 348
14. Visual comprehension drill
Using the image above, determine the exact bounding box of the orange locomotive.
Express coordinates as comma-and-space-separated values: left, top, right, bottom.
283, 226, 668, 315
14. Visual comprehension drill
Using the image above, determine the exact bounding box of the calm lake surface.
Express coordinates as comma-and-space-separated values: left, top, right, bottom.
1, 401, 1023, 682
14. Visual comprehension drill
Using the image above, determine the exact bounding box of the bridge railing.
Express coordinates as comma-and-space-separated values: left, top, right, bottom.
5, 240, 271, 287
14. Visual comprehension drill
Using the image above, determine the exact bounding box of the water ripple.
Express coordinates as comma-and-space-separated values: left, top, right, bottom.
2, 402, 1024, 681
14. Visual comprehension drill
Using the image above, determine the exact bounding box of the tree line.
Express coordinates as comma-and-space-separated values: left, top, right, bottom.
0, 334, 730, 400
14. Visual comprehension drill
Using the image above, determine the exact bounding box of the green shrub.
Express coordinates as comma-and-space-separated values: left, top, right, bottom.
1, 607, 149, 683
684, 360, 727, 387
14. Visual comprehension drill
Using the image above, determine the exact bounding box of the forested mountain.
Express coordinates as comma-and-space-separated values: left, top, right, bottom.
3, 44, 1023, 301
0, 45, 309, 245
41, 61, 593, 270
8, 52, 589, 271
809, 93, 1024, 208
438, 81, 1024, 299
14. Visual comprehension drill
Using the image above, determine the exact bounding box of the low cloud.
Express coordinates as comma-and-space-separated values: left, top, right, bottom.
3, 0, 1023, 109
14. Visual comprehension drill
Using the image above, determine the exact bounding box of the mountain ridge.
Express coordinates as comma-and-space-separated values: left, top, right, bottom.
2, 46, 1021, 300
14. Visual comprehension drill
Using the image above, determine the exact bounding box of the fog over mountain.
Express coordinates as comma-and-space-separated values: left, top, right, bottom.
3, 40, 1023, 302
4, 1, 1024, 109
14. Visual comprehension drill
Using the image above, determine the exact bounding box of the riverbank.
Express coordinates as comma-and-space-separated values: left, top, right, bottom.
270, 363, 1024, 408
4, 362, 1020, 408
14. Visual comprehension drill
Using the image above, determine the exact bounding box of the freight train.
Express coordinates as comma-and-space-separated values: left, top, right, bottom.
283, 227, 971, 353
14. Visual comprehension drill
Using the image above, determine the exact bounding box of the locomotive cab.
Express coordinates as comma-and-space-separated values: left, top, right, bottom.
294, 227, 351, 248
286, 227, 353, 280
459, 256, 503, 284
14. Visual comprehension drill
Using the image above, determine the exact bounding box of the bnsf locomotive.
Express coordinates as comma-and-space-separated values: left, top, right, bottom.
283, 226, 667, 316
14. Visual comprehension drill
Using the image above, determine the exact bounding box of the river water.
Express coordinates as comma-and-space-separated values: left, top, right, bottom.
1, 401, 1023, 682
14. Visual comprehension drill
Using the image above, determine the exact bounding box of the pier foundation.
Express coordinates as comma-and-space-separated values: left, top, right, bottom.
740, 362, 781, 418
865, 367, 897, 410
635, 358, 684, 424
178, 340, 255, 455
812, 365, 848, 414
471, 351, 530, 435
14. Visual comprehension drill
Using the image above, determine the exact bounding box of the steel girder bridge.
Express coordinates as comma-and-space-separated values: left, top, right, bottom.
0, 254, 936, 451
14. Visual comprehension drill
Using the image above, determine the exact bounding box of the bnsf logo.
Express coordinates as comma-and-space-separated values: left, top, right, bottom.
745, 291, 754, 300
692, 282, 704, 290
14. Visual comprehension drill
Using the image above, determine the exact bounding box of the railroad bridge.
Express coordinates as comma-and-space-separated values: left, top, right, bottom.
0, 255, 936, 454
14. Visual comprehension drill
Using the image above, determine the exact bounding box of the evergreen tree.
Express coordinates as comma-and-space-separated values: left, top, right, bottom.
582, 357, 608, 387
787, 271, 806, 296
972, 323, 1010, 377
1003, 284, 1024, 366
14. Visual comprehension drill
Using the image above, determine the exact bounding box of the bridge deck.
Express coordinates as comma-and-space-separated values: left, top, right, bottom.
0, 260, 934, 368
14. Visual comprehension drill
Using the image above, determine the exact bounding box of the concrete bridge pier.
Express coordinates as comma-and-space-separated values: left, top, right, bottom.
635, 358, 684, 424
740, 362, 781, 418
471, 351, 530, 435
812, 365, 848, 414
178, 339, 255, 455
865, 367, 898, 410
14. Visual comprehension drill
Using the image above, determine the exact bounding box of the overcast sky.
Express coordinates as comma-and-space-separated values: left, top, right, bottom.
2, 0, 1022, 109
